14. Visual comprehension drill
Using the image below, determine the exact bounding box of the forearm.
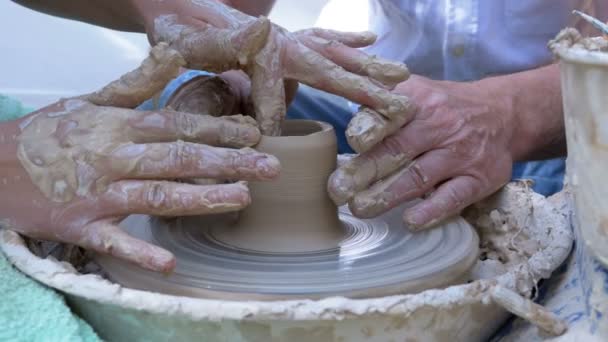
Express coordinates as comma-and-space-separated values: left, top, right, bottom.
479, 64, 566, 161
12, 0, 275, 33
221, 0, 276, 17
11, 0, 144, 32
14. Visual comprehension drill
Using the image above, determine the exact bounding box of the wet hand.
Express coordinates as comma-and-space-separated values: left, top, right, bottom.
1, 44, 280, 272
329, 75, 515, 230
138, 0, 411, 135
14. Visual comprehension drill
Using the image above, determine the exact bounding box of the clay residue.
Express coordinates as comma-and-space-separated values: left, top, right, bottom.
491, 285, 567, 336
86, 43, 186, 108
549, 27, 608, 54
467, 207, 539, 280
346, 104, 416, 154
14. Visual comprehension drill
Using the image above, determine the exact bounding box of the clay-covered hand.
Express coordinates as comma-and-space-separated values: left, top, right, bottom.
328, 75, 515, 230
136, 0, 412, 135
0, 44, 280, 272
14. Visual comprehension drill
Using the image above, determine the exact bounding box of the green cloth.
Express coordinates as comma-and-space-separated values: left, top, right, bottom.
0, 94, 35, 121
0, 253, 100, 342
0, 95, 101, 341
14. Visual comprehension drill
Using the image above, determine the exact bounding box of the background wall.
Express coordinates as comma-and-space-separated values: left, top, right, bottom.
0, 1, 328, 108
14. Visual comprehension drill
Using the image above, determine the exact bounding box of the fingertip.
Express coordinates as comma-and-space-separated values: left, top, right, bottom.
229, 181, 252, 207
346, 116, 383, 154
242, 125, 262, 147
220, 115, 262, 147
348, 196, 380, 219
360, 31, 377, 45
207, 182, 252, 209
366, 62, 410, 87
255, 153, 281, 180
403, 207, 446, 232
327, 169, 355, 205
403, 207, 428, 230
153, 250, 177, 274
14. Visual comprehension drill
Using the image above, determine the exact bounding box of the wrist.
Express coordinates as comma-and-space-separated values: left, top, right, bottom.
473, 75, 529, 161
128, 0, 169, 38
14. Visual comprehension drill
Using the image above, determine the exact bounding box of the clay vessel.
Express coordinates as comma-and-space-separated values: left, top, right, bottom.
213, 120, 344, 252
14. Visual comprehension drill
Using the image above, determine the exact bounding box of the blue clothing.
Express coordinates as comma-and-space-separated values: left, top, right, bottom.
512, 159, 565, 196
137, 70, 213, 111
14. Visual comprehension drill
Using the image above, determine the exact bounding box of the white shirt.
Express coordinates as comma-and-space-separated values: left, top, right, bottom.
316, 0, 608, 81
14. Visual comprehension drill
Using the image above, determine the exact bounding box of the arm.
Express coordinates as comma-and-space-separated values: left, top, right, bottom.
12, 0, 143, 32
222, 0, 276, 17
11, 0, 276, 32
0, 44, 280, 272
484, 63, 566, 161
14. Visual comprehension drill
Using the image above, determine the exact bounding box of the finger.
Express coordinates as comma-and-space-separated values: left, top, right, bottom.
80, 221, 175, 272
284, 42, 411, 121
296, 28, 377, 48
346, 106, 416, 153
126, 110, 261, 148
103, 180, 251, 217
296, 35, 409, 89
349, 150, 459, 218
109, 142, 280, 181
250, 32, 287, 135
155, 15, 271, 73
402, 176, 482, 231
328, 121, 435, 205
86, 43, 186, 108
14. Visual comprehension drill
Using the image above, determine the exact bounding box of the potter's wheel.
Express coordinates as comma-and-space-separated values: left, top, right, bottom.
97, 120, 479, 300
97, 207, 478, 300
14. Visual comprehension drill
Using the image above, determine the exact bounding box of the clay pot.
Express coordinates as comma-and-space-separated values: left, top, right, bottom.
213, 120, 343, 252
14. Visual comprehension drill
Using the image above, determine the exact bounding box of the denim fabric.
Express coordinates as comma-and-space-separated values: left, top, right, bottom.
512, 159, 565, 196
136, 70, 213, 111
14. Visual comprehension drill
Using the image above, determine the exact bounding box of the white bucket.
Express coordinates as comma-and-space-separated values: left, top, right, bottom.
554, 33, 608, 267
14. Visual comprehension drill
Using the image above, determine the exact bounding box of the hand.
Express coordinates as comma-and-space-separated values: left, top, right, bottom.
0, 43, 280, 272
133, 0, 412, 135
328, 75, 515, 230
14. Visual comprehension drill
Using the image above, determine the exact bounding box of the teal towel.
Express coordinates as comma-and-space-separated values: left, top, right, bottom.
0, 253, 99, 342
0, 95, 101, 341
0, 94, 34, 121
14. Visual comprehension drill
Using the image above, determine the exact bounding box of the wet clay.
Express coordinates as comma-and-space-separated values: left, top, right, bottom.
151, 0, 413, 136
86, 42, 186, 108
212, 120, 343, 252
346, 104, 416, 154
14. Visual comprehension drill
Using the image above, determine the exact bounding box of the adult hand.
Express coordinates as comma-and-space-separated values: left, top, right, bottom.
329, 75, 515, 230
132, 0, 412, 135
0, 44, 280, 272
